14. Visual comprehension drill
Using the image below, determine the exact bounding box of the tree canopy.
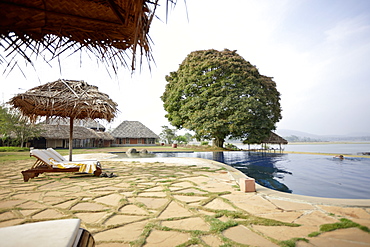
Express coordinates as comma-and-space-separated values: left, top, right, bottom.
161, 49, 282, 148
0, 105, 41, 147
159, 125, 177, 144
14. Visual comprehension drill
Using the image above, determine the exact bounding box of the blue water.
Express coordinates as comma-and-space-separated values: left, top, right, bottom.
114, 151, 370, 199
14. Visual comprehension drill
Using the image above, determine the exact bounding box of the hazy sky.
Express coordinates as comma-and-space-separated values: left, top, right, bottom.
1, 0, 370, 136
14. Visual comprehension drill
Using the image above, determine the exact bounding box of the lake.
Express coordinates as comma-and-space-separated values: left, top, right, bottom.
285, 143, 370, 154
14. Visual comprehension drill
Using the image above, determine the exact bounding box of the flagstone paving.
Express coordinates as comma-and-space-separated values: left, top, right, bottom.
0, 156, 369, 246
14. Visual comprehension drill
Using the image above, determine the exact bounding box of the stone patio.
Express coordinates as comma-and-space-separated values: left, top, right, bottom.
0, 156, 369, 246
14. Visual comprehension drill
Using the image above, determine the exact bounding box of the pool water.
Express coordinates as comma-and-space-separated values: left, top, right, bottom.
112, 151, 370, 199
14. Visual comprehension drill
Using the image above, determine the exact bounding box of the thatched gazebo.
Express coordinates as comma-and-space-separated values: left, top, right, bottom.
9, 79, 118, 160
244, 131, 288, 153
260, 132, 288, 152
0, 0, 166, 72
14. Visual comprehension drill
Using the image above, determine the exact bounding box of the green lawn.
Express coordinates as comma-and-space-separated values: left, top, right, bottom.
0, 145, 227, 163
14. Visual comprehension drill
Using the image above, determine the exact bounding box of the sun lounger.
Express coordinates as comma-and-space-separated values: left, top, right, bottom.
0, 219, 95, 247
22, 148, 102, 182
46, 148, 97, 163
46, 148, 66, 162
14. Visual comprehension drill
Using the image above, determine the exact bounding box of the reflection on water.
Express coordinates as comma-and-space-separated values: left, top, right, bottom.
206, 152, 293, 193
125, 153, 156, 158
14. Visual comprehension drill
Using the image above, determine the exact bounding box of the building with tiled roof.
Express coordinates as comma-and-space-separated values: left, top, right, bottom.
110, 121, 159, 146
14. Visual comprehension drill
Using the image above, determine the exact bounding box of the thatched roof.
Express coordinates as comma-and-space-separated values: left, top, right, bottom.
96, 131, 114, 141
44, 118, 106, 131
80, 119, 106, 131
261, 132, 288, 145
9, 79, 118, 122
40, 124, 97, 139
0, 0, 165, 71
111, 121, 159, 139
39, 124, 113, 140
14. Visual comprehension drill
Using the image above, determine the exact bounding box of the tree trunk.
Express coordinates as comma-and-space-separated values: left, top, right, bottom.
20, 137, 24, 148
213, 137, 224, 148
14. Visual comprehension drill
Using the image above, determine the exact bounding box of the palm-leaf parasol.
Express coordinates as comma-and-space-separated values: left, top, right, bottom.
0, 0, 169, 73
9, 79, 118, 161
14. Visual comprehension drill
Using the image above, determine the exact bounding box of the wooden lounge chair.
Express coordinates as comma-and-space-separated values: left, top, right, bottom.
22, 148, 102, 182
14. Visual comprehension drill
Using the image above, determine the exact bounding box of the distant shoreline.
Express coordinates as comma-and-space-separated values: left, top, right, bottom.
286, 141, 370, 145
281, 150, 370, 158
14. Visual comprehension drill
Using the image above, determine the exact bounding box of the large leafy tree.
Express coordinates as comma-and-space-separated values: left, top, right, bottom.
161, 49, 282, 148
159, 125, 177, 144
0, 105, 41, 147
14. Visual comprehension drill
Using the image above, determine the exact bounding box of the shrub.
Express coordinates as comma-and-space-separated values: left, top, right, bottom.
224, 143, 239, 150
0, 147, 30, 152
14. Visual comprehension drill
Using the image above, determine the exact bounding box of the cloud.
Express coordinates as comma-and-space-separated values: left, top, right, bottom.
325, 15, 370, 44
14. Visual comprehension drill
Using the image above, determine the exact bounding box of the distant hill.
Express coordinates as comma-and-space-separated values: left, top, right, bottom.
276, 129, 370, 142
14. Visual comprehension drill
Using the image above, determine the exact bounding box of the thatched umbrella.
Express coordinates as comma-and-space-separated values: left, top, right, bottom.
9, 79, 118, 161
261, 132, 288, 145
261, 132, 288, 151
0, 0, 169, 72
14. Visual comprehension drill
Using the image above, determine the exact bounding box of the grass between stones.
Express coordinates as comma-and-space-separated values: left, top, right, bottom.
279, 238, 309, 247
308, 218, 370, 237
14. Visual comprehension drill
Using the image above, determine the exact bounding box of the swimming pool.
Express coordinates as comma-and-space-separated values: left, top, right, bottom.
111, 151, 370, 199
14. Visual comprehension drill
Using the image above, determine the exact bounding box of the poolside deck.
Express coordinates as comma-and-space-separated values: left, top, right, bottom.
0, 154, 369, 246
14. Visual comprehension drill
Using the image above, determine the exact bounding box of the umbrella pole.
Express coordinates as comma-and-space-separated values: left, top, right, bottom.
69, 117, 74, 161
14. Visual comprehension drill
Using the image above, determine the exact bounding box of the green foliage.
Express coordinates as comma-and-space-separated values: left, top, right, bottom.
237, 215, 300, 227
320, 218, 369, 233
161, 49, 282, 148
0, 105, 41, 147
176, 238, 202, 247
0, 105, 11, 140
159, 125, 177, 144
175, 132, 193, 144
200, 141, 209, 146
183, 132, 193, 142
280, 238, 309, 247
224, 143, 239, 150
160, 126, 193, 144
308, 231, 321, 237
0, 152, 33, 162
0, 147, 29, 152
308, 218, 370, 239
175, 135, 188, 144
206, 216, 238, 233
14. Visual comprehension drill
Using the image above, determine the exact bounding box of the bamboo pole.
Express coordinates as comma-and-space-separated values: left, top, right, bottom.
69, 117, 74, 161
